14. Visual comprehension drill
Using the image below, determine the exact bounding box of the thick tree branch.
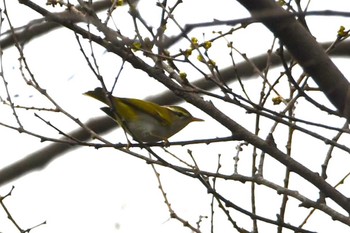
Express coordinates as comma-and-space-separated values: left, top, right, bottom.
2, 0, 350, 216
236, 0, 350, 119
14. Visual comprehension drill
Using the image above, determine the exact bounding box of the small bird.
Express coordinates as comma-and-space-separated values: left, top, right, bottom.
84, 87, 203, 143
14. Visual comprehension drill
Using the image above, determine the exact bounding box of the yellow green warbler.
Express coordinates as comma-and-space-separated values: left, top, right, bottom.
84, 87, 203, 143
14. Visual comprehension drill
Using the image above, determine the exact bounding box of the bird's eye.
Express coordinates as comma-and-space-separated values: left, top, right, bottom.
167, 106, 189, 118
174, 111, 186, 118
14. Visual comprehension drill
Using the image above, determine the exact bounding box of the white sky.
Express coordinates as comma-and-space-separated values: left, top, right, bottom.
1, 0, 350, 233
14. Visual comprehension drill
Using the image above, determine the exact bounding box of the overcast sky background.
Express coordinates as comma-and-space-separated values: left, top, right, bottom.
1, 1, 350, 232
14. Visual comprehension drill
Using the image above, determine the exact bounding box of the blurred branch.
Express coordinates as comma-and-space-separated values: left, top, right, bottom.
1, 0, 350, 217
164, 10, 350, 48
3, 3, 349, 51
0, 0, 112, 49
0, 40, 349, 186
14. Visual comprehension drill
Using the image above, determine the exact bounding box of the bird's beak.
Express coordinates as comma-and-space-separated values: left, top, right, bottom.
191, 116, 204, 122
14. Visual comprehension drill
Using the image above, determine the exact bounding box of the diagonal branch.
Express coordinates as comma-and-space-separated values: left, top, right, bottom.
236, 0, 350, 119
0, 40, 349, 186
2, 0, 350, 215
0, 0, 112, 49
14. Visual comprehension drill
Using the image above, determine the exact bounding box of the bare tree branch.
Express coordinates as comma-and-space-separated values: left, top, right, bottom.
0, 0, 112, 49
237, 0, 350, 119
0, 39, 349, 186
2, 1, 350, 229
